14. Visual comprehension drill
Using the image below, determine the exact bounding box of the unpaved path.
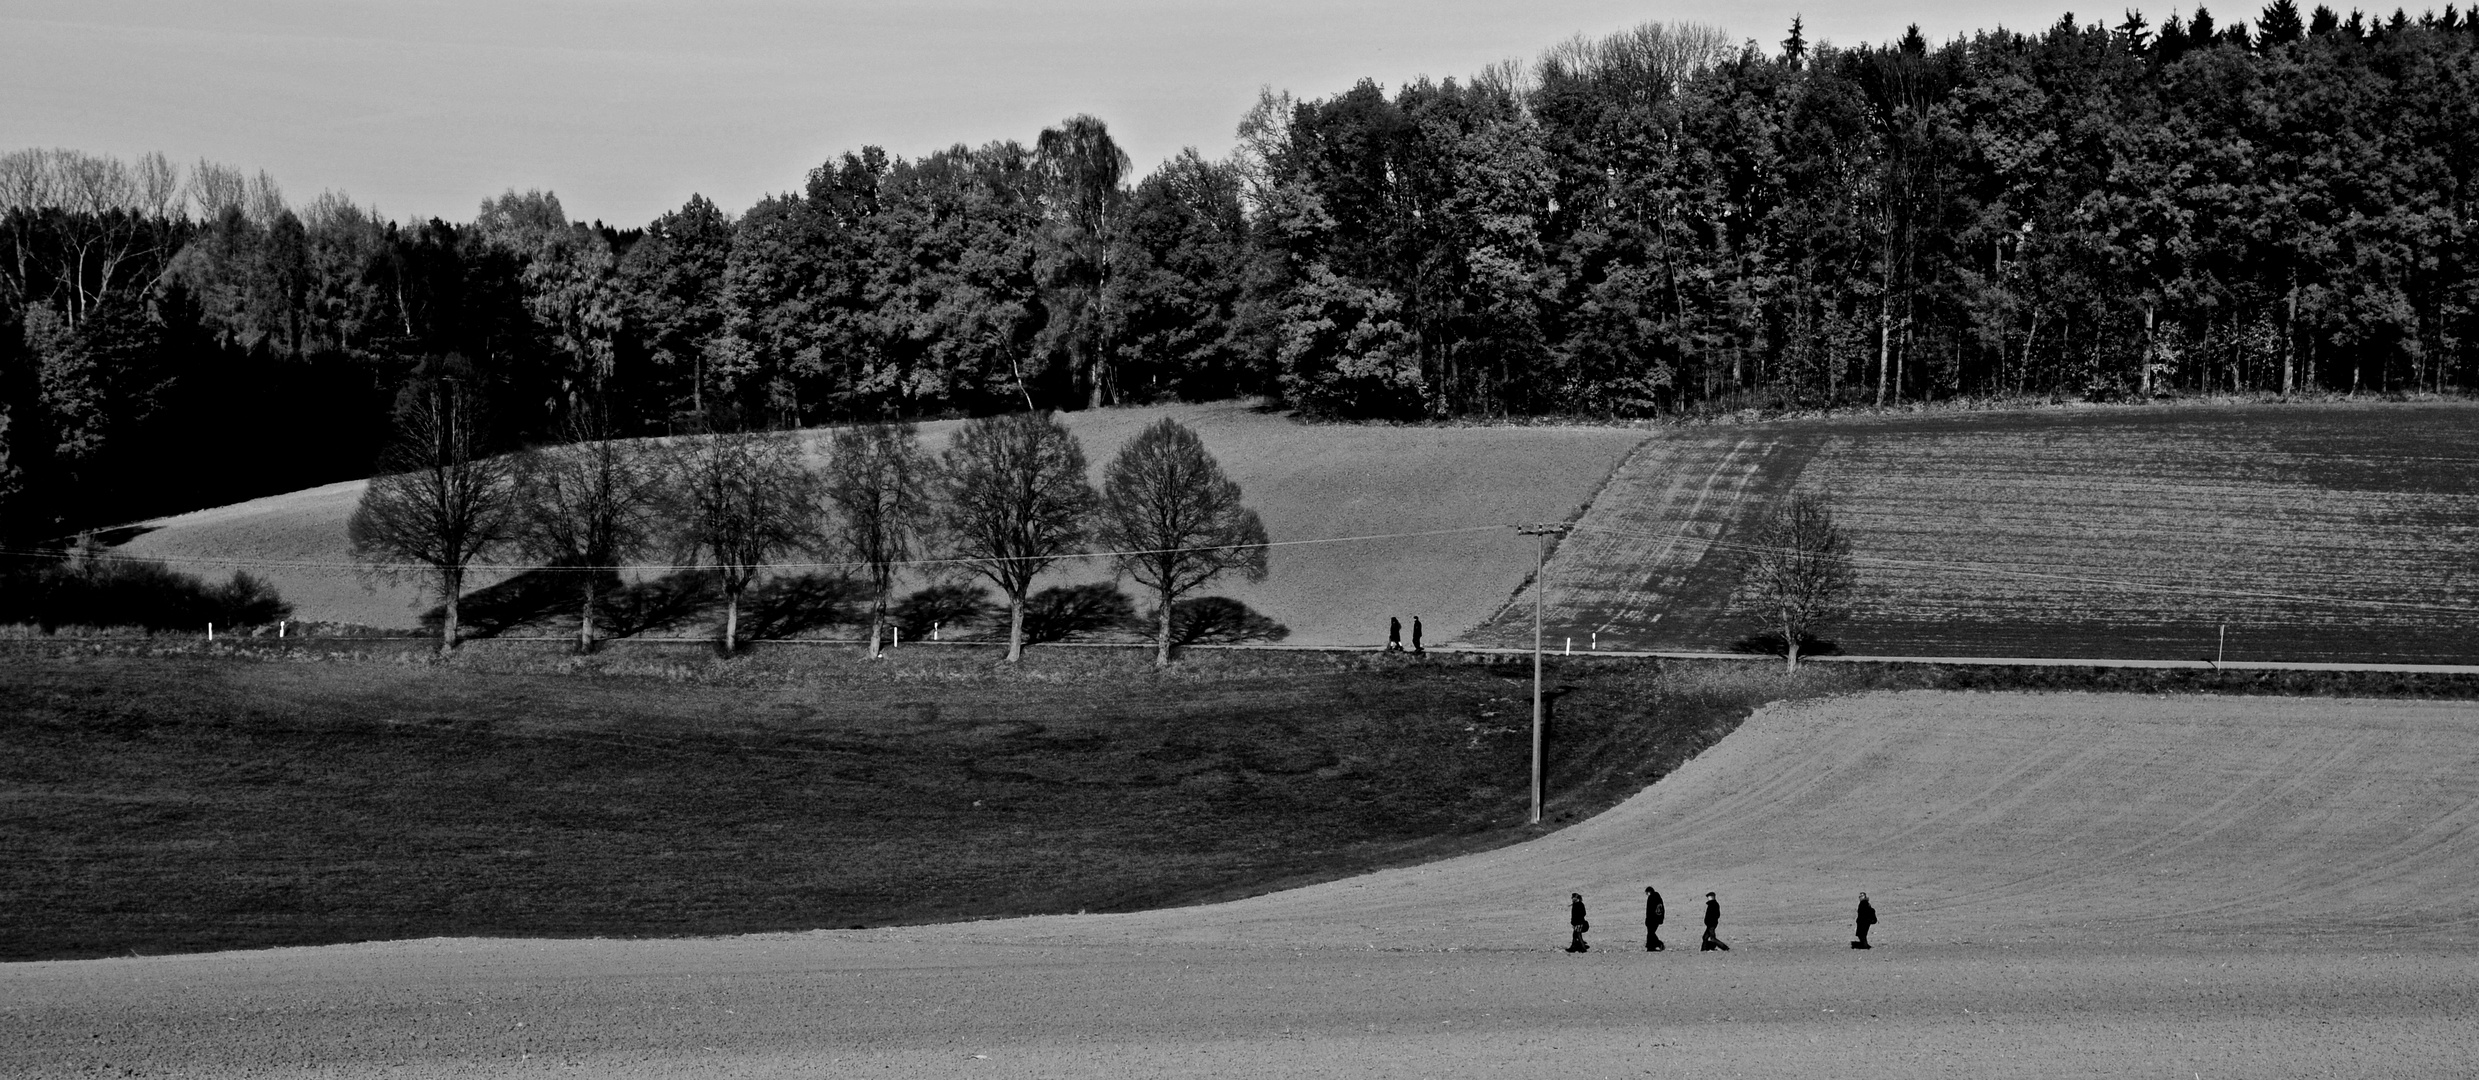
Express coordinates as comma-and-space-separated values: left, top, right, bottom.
8, 691, 2478, 1076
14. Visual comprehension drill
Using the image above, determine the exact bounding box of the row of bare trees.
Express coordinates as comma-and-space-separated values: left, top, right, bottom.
346, 392, 1268, 663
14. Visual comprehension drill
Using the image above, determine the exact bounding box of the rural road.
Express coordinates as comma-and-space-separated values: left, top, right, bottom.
8, 691, 2477, 1076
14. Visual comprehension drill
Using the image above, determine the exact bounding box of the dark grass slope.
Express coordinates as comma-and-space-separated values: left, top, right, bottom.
0, 642, 1768, 961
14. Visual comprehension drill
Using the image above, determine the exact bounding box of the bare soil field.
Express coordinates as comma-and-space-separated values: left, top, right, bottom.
108, 401, 1644, 648
1470, 401, 2479, 663
7, 690, 2475, 1077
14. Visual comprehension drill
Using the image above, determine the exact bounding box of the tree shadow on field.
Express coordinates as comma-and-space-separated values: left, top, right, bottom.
1730, 631, 1844, 660
599, 569, 720, 638
422, 567, 613, 639
894, 583, 993, 641
740, 572, 865, 640
1159, 596, 1289, 646
1022, 583, 1137, 644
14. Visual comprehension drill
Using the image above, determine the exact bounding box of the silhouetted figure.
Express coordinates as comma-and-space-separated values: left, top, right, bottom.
1566, 892, 1590, 953
1644, 886, 1666, 951
1387, 617, 1403, 653
1700, 891, 1729, 951
1853, 892, 1876, 949
1411, 616, 1425, 655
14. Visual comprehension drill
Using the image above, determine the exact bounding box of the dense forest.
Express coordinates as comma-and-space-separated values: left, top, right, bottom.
5, 3, 2478, 541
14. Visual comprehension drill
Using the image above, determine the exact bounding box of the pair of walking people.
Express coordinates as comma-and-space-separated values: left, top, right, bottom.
1641, 888, 1727, 952
1568, 890, 1874, 952
1385, 616, 1424, 654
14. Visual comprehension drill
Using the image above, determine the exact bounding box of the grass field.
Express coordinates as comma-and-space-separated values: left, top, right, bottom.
1, 641, 1762, 962
108, 401, 1644, 648
1470, 401, 2479, 663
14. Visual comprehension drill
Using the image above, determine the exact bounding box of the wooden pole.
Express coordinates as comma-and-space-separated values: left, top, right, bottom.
1515, 523, 1571, 825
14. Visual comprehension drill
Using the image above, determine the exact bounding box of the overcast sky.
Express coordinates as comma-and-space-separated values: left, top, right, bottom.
9, 1, 2095, 227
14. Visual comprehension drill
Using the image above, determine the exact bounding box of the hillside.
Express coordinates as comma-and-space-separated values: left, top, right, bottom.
1470, 401, 2479, 664
111, 402, 1645, 648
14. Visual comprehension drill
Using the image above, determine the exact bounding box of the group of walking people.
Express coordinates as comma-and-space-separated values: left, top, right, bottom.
1565, 890, 1876, 952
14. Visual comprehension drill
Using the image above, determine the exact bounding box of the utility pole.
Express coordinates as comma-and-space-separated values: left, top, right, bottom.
1516, 522, 1572, 825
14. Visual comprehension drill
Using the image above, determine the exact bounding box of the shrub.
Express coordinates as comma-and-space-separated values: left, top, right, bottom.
0, 551, 294, 632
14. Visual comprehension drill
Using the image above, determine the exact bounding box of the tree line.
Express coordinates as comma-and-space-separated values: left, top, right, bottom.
349, 398, 1269, 663
6, 4, 2478, 541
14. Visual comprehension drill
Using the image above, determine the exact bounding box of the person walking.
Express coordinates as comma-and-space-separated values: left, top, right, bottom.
1853, 892, 1876, 949
1566, 892, 1591, 953
1644, 886, 1666, 951
1700, 891, 1729, 951
1411, 616, 1424, 655
1387, 617, 1403, 653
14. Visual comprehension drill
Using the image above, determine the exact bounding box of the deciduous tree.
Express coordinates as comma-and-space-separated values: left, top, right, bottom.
510, 404, 661, 652
665, 425, 821, 653
347, 375, 518, 653
936, 411, 1095, 662
821, 419, 932, 658
1094, 417, 1269, 665
1740, 490, 1854, 672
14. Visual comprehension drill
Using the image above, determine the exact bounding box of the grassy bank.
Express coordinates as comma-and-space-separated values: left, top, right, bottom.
9, 641, 2477, 962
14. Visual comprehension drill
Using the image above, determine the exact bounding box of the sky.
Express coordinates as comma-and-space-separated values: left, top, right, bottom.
7, 0, 2099, 227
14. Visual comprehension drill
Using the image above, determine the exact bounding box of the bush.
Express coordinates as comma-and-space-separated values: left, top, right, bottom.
0, 551, 294, 632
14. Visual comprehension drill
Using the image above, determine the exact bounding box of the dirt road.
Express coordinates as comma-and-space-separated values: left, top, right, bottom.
9, 691, 2477, 1076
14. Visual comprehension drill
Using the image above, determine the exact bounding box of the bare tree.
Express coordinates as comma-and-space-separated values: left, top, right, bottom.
1095, 418, 1269, 666
347, 377, 517, 653
937, 412, 1097, 662
822, 420, 932, 659
510, 405, 661, 652
667, 426, 820, 653
1741, 490, 1856, 673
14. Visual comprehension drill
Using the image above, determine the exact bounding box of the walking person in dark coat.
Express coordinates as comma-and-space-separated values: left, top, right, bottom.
1411, 616, 1424, 655
1853, 892, 1876, 949
1644, 887, 1666, 951
1387, 617, 1403, 653
1700, 891, 1729, 951
1566, 893, 1590, 953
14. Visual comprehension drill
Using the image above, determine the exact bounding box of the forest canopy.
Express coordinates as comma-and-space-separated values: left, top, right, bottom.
5, 3, 2477, 541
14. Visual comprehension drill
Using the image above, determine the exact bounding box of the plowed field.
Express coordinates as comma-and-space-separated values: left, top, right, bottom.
1470, 402, 2479, 663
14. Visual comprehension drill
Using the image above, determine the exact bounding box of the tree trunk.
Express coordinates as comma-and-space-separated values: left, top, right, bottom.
1006, 596, 1026, 663
440, 567, 462, 655
1155, 588, 1174, 668
1783, 614, 1800, 674
2141, 304, 2156, 397
868, 592, 886, 660
2283, 277, 2298, 396
722, 589, 740, 655
1875, 295, 1891, 407
579, 576, 596, 654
